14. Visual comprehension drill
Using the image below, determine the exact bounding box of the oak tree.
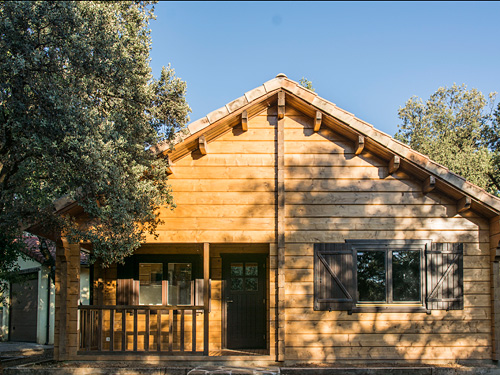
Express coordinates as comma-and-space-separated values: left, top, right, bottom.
0, 0, 191, 294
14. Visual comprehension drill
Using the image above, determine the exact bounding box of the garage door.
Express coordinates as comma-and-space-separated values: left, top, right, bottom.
10, 273, 38, 342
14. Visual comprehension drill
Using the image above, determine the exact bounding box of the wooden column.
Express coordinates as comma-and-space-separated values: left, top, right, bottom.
54, 237, 80, 360
490, 216, 500, 360
203, 242, 210, 355
276, 91, 286, 362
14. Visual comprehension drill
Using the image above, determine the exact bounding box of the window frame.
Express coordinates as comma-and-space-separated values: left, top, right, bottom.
348, 240, 428, 307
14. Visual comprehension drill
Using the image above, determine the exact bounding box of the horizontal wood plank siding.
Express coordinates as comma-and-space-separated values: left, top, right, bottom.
282, 109, 492, 363
94, 104, 494, 364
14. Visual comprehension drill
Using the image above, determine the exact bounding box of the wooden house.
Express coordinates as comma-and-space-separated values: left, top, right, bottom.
43, 74, 500, 366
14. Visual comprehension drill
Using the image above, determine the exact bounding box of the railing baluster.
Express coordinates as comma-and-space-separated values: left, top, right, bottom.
168, 310, 174, 352
180, 310, 185, 352
97, 309, 103, 351
133, 309, 138, 351
157, 310, 161, 352
192, 309, 196, 353
145, 309, 150, 352
110, 309, 114, 352
122, 308, 126, 351
86, 309, 91, 350
79, 309, 84, 350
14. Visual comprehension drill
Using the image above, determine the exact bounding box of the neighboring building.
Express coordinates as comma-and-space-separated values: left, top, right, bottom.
0, 236, 90, 344
36, 75, 500, 365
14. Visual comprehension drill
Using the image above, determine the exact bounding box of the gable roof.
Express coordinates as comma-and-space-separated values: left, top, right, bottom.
152, 74, 500, 218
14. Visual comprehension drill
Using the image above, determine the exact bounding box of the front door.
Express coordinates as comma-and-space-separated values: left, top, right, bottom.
222, 254, 266, 349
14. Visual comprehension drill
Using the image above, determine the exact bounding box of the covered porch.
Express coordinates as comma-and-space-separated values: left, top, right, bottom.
57, 241, 276, 361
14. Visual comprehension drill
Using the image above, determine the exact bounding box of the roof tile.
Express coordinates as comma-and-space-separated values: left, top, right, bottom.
226, 95, 249, 113
311, 97, 338, 116
291, 84, 318, 103
263, 77, 284, 93
244, 85, 267, 103
207, 105, 230, 124
187, 117, 210, 135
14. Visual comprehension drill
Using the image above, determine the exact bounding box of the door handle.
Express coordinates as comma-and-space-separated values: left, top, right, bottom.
226, 299, 234, 303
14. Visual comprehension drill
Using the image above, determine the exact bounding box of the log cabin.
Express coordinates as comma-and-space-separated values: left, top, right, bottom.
39, 74, 500, 366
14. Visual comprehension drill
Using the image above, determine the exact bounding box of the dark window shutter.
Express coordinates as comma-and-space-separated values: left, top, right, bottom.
314, 243, 354, 311
116, 279, 139, 305
426, 243, 463, 310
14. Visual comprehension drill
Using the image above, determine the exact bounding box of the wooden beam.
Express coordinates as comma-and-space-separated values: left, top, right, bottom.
354, 135, 365, 155
199, 135, 207, 155
457, 196, 471, 213
423, 175, 436, 194
203, 243, 209, 356
166, 156, 173, 175
241, 110, 248, 132
277, 107, 286, 362
313, 111, 322, 132
278, 91, 285, 119
388, 155, 400, 174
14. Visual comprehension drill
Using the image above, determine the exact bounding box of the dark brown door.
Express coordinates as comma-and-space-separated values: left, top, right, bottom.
10, 273, 38, 342
222, 254, 266, 349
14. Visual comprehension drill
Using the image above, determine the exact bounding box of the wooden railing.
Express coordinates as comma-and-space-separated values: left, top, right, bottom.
78, 305, 207, 354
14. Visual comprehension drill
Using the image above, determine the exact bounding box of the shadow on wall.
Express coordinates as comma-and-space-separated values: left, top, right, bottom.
239, 103, 490, 364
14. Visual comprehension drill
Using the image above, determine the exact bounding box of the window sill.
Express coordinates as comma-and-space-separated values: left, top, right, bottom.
351, 305, 429, 314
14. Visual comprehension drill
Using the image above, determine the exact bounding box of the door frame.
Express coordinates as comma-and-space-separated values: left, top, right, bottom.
221, 253, 268, 350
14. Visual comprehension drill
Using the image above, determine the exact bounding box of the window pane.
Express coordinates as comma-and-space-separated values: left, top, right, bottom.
357, 251, 385, 302
231, 277, 243, 291
231, 263, 244, 276
246, 277, 258, 291
139, 263, 162, 305
245, 263, 258, 276
393, 251, 421, 302
168, 263, 192, 305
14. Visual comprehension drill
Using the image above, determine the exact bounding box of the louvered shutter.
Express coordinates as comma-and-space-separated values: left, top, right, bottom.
116, 279, 139, 305
426, 243, 464, 310
314, 243, 354, 311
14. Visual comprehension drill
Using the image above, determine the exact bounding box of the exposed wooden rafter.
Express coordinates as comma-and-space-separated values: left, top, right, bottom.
388, 155, 400, 175
278, 91, 285, 119
423, 175, 436, 194
241, 110, 248, 132
354, 135, 365, 155
199, 135, 208, 155
313, 111, 322, 132
165, 156, 174, 175
457, 196, 472, 213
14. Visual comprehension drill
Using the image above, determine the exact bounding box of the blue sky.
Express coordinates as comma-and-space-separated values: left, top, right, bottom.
149, 1, 500, 137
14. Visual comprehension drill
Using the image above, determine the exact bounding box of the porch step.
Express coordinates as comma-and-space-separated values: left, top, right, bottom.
4, 364, 500, 375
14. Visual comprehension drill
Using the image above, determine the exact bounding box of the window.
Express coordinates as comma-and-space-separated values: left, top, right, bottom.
139, 263, 163, 305
116, 254, 206, 307
353, 241, 423, 305
167, 263, 192, 305
314, 241, 463, 312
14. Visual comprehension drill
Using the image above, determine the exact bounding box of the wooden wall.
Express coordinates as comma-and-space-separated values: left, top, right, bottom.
92, 102, 493, 363
282, 106, 492, 363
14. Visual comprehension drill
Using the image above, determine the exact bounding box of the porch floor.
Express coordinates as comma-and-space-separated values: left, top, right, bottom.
209, 349, 268, 356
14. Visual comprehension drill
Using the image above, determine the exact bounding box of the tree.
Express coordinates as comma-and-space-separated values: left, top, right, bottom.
395, 84, 499, 195
0, 0, 191, 293
299, 77, 315, 92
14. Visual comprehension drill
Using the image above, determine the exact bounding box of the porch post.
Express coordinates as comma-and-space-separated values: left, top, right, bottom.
490, 216, 500, 359
54, 237, 80, 360
203, 242, 210, 355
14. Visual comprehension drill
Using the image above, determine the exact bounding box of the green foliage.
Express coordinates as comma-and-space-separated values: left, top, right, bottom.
299, 77, 315, 92
0, 1, 191, 271
395, 84, 500, 195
